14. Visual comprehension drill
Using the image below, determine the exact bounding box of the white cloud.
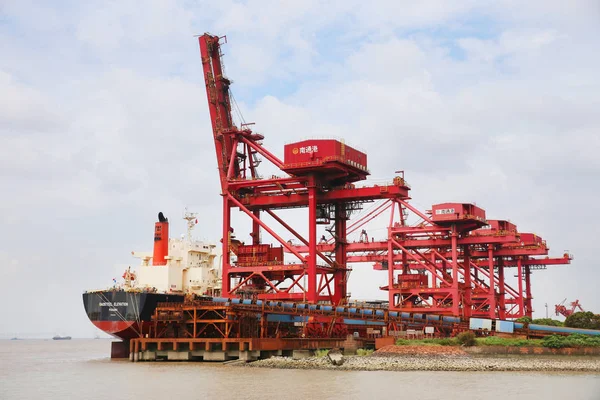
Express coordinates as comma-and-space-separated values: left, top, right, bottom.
75, 0, 194, 50
458, 29, 562, 63
0, 70, 65, 132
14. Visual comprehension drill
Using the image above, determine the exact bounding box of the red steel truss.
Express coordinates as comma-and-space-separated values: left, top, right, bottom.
198, 33, 571, 318
291, 200, 571, 319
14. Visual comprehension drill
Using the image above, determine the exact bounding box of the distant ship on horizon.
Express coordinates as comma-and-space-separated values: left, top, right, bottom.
52, 335, 71, 340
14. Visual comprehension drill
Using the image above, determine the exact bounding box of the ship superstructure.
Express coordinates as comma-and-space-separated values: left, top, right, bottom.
129, 210, 222, 296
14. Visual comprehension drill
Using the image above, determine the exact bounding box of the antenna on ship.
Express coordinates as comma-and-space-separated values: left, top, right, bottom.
183, 207, 198, 242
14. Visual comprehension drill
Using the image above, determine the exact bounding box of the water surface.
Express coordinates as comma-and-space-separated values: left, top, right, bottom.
1, 340, 599, 400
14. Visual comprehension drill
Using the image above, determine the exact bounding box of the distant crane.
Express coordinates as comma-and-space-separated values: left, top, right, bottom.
555, 298, 585, 318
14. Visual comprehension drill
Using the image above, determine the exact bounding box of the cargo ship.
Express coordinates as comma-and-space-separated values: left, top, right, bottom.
82, 211, 222, 340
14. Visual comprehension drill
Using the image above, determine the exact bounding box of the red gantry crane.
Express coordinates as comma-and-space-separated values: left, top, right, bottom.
199, 33, 410, 304
198, 33, 571, 320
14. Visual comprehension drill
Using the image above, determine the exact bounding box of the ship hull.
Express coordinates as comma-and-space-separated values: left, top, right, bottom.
82, 291, 184, 340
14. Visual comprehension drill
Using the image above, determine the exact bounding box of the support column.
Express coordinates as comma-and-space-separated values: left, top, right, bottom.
387, 234, 395, 308
388, 201, 397, 309
223, 196, 231, 295
334, 203, 347, 305
487, 246, 496, 319
450, 227, 459, 316
193, 308, 197, 338
251, 210, 260, 245
524, 265, 532, 318
498, 258, 506, 319
463, 246, 472, 318
517, 258, 524, 317
402, 251, 408, 274
133, 340, 139, 362
307, 177, 318, 303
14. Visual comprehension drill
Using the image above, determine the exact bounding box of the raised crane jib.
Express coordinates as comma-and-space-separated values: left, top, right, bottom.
198, 33, 240, 186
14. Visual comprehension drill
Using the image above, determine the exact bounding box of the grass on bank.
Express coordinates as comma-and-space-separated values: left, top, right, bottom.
314, 334, 600, 357
542, 334, 600, 348
476, 336, 542, 347
395, 333, 600, 348
356, 348, 374, 356
314, 349, 329, 357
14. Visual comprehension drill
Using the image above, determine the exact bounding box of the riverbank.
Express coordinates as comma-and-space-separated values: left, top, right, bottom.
246, 346, 600, 372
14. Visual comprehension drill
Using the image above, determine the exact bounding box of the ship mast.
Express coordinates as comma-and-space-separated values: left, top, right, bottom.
183, 207, 198, 242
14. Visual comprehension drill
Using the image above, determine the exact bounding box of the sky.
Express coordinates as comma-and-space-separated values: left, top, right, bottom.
1, 1, 599, 338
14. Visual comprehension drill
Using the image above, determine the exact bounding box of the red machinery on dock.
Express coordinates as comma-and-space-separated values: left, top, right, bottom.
555, 299, 585, 318
198, 33, 570, 321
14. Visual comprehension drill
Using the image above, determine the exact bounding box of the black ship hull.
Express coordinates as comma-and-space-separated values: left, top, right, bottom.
82, 291, 184, 340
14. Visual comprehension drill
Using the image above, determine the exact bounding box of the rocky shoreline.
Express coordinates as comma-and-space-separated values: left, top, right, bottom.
245, 349, 600, 372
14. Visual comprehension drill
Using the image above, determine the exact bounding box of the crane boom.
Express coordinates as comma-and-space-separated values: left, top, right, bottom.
198, 34, 238, 188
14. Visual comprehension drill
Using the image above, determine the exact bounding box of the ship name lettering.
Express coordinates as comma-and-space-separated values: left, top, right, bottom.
99, 302, 129, 307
